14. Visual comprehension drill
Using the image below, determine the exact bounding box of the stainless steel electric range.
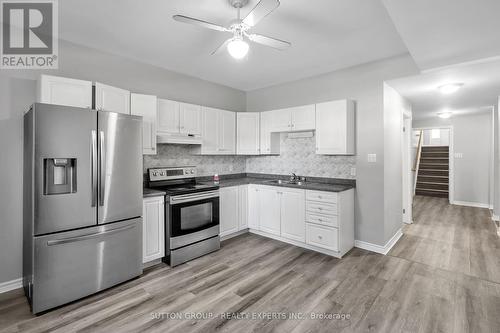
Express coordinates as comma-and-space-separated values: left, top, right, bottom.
147, 166, 220, 266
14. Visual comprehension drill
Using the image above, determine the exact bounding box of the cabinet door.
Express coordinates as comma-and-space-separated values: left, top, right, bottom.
239, 185, 248, 229
280, 189, 305, 242
290, 104, 315, 131
157, 99, 180, 133
143, 196, 165, 263
180, 103, 201, 135
220, 187, 240, 237
260, 112, 280, 155
270, 109, 291, 132
219, 110, 236, 154
237, 112, 260, 155
201, 107, 220, 154
315, 100, 355, 155
258, 187, 281, 236
247, 185, 260, 229
37, 75, 92, 108
95, 82, 130, 114
131, 93, 157, 155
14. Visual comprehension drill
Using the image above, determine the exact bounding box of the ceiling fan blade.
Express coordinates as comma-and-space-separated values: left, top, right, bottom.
247, 33, 291, 50
211, 38, 231, 55
173, 15, 229, 32
242, 0, 280, 27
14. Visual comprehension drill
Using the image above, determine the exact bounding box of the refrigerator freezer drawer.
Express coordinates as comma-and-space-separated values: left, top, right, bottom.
31, 218, 142, 314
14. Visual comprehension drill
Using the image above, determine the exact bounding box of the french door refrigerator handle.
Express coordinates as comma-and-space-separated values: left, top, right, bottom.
46, 224, 135, 246
99, 130, 105, 206
91, 130, 97, 207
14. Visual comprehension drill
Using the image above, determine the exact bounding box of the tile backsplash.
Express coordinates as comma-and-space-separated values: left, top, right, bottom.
246, 133, 356, 179
144, 133, 355, 179
143, 144, 246, 176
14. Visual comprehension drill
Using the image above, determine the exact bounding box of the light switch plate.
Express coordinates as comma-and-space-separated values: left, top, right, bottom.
350, 167, 356, 176
367, 154, 377, 163
454, 153, 463, 158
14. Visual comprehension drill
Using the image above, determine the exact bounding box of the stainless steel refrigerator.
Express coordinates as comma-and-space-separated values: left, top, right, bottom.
23, 103, 143, 314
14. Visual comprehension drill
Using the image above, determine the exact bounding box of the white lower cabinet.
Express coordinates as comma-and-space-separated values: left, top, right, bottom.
142, 196, 165, 263
280, 188, 305, 242
220, 186, 239, 237
239, 185, 248, 229
247, 185, 260, 229
258, 187, 281, 236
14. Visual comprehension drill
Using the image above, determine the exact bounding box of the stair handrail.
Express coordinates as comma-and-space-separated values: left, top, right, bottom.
412, 130, 423, 195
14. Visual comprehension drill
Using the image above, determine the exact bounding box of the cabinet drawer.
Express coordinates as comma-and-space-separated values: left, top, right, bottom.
306, 212, 338, 228
306, 201, 337, 216
306, 223, 338, 251
306, 190, 337, 204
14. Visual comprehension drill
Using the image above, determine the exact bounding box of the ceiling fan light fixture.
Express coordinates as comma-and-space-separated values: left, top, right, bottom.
227, 37, 249, 59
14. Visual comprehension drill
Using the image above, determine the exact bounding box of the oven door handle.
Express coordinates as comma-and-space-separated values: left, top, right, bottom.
170, 190, 219, 204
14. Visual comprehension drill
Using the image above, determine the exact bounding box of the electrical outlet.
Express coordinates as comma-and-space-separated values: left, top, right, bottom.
350, 167, 356, 176
229, 165, 233, 172
367, 154, 377, 163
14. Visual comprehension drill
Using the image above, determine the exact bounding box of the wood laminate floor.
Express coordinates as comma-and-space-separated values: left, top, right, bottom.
1, 195, 499, 332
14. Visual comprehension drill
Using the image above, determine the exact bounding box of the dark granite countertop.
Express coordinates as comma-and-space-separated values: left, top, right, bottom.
197, 173, 355, 193
143, 188, 166, 198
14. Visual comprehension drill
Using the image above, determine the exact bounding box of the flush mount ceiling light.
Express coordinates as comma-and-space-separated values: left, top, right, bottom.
172, 0, 291, 60
438, 111, 453, 119
438, 83, 464, 94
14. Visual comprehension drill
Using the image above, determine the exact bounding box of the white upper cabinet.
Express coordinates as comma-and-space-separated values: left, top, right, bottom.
37, 75, 92, 109
157, 99, 180, 133
198, 107, 236, 155
179, 102, 201, 136
157, 99, 201, 136
94, 82, 130, 114
219, 110, 236, 154
237, 112, 260, 155
315, 100, 355, 155
280, 188, 306, 242
269, 104, 315, 132
260, 112, 280, 155
270, 109, 291, 132
142, 196, 165, 263
131, 93, 157, 155
290, 105, 315, 131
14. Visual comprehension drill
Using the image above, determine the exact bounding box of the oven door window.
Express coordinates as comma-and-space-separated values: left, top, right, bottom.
170, 197, 219, 237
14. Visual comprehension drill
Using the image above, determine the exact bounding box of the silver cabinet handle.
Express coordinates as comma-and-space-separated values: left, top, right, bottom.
91, 130, 97, 207
47, 224, 135, 246
99, 130, 105, 206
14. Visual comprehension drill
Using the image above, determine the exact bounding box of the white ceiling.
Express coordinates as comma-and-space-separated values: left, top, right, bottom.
388, 58, 500, 120
382, 0, 500, 70
59, 0, 409, 91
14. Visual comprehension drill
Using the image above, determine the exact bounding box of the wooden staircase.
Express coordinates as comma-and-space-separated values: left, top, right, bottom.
415, 146, 449, 198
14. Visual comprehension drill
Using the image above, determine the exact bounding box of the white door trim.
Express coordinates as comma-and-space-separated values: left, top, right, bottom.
413, 126, 454, 204
402, 113, 413, 224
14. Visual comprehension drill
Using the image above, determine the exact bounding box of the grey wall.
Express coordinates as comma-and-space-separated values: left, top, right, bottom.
495, 102, 500, 216
0, 40, 246, 285
246, 133, 356, 179
414, 112, 493, 206
246, 54, 419, 246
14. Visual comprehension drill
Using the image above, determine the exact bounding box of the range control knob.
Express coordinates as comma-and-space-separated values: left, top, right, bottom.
191, 169, 195, 174
152, 171, 158, 176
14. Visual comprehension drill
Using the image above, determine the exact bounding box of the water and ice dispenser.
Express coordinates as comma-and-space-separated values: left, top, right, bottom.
43, 158, 77, 195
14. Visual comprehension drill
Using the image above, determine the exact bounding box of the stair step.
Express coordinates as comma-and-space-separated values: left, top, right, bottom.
422, 146, 449, 152
417, 175, 448, 183
419, 163, 449, 170
418, 169, 449, 177
421, 152, 449, 157
416, 182, 449, 190
415, 189, 449, 198
420, 158, 449, 164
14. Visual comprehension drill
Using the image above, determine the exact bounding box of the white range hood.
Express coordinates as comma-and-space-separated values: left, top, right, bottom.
156, 133, 202, 145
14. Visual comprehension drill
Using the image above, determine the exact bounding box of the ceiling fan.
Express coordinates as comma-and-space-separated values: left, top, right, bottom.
173, 0, 291, 59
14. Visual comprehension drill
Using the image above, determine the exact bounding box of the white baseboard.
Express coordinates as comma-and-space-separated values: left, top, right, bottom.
0, 277, 23, 294
354, 228, 403, 255
221, 229, 248, 241
451, 200, 490, 208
